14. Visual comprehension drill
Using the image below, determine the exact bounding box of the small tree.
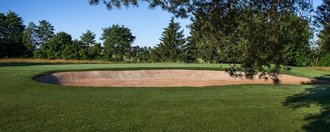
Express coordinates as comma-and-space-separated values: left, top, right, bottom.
101, 24, 135, 61
153, 17, 186, 62
79, 30, 97, 59
80, 30, 96, 47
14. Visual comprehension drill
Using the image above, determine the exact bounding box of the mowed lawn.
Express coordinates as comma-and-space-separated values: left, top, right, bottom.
0, 63, 330, 131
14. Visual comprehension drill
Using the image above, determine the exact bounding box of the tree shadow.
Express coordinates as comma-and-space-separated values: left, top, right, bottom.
33, 74, 61, 85
300, 74, 330, 85
284, 81, 330, 131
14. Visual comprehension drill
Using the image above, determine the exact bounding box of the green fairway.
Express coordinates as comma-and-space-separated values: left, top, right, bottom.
0, 63, 330, 131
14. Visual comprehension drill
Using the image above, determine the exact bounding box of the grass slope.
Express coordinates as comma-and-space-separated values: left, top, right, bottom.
0, 63, 329, 131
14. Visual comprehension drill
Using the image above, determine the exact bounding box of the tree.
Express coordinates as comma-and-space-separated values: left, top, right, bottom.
280, 13, 311, 66
182, 36, 197, 63
316, 0, 330, 57
153, 18, 186, 62
40, 32, 73, 59
315, 0, 330, 27
91, 0, 312, 83
80, 30, 98, 59
101, 24, 135, 61
36, 20, 55, 45
0, 11, 26, 57
80, 30, 96, 47
130, 46, 151, 62
90, 43, 103, 60
62, 39, 82, 60
22, 22, 38, 57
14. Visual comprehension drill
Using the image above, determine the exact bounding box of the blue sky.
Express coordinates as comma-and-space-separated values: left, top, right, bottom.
0, 0, 323, 47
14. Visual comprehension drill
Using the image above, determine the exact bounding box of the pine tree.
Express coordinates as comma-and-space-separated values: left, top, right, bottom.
80, 30, 96, 47
36, 20, 55, 45
0, 11, 26, 57
154, 17, 186, 62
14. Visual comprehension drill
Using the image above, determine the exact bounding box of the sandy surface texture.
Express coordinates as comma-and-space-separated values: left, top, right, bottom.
33, 70, 318, 87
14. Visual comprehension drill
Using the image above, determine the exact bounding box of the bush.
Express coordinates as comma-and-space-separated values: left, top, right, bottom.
318, 53, 330, 66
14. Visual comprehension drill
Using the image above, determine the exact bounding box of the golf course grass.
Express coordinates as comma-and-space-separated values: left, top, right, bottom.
1, 63, 330, 131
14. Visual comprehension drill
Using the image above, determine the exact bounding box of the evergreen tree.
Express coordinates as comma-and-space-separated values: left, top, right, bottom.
22, 22, 38, 57
80, 30, 97, 59
182, 36, 197, 63
154, 17, 186, 62
36, 20, 55, 45
80, 30, 96, 47
0, 11, 26, 57
316, 0, 330, 57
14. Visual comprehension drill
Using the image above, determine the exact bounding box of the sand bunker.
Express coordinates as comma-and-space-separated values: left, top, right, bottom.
34, 70, 318, 87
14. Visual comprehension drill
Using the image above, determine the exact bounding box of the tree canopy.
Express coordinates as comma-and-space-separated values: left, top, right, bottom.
0, 11, 26, 57
101, 24, 136, 61
89, 0, 313, 83
152, 17, 186, 62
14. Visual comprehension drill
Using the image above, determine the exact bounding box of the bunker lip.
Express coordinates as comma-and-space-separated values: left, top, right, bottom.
33, 70, 322, 87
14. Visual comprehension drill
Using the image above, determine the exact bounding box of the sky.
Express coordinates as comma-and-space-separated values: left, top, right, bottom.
0, 0, 324, 47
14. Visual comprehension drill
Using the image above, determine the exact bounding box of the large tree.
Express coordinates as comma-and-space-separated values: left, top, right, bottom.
22, 22, 38, 57
0, 11, 27, 57
101, 24, 135, 61
153, 18, 186, 62
316, 0, 330, 58
315, 0, 330, 27
90, 0, 312, 83
36, 20, 55, 45
40, 32, 74, 59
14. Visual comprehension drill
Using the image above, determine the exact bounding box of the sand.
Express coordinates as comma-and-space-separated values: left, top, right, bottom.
33, 70, 319, 87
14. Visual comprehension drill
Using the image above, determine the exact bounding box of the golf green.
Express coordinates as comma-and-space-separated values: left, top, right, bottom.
0, 63, 329, 131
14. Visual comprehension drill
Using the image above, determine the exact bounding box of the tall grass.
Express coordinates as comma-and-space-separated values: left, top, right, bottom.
0, 58, 111, 64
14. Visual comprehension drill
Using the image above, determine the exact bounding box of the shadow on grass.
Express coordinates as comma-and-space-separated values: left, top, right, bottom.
284, 76, 330, 132
300, 74, 330, 85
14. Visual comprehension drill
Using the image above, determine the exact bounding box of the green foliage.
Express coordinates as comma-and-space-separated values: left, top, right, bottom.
0, 11, 27, 57
90, 0, 313, 82
22, 22, 38, 57
315, 0, 330, 27
80, 30, 96, 47
39, 32, 74, 59
36, 20, 55, 45
90, 43, 103, 60
101, 24, 135, 61
315, 1, 330, 64
79, 30, 100, 60
152, 18, 186, 62
318, 53, 330, 66
182, 36, 197, 63
279, 13, 311, 66
318, 25, 330, 56
130, 46, 150, 62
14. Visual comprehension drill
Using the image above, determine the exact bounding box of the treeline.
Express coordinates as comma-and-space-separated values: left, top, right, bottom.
1, 0, 330, 66
0, 11, 149, 62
